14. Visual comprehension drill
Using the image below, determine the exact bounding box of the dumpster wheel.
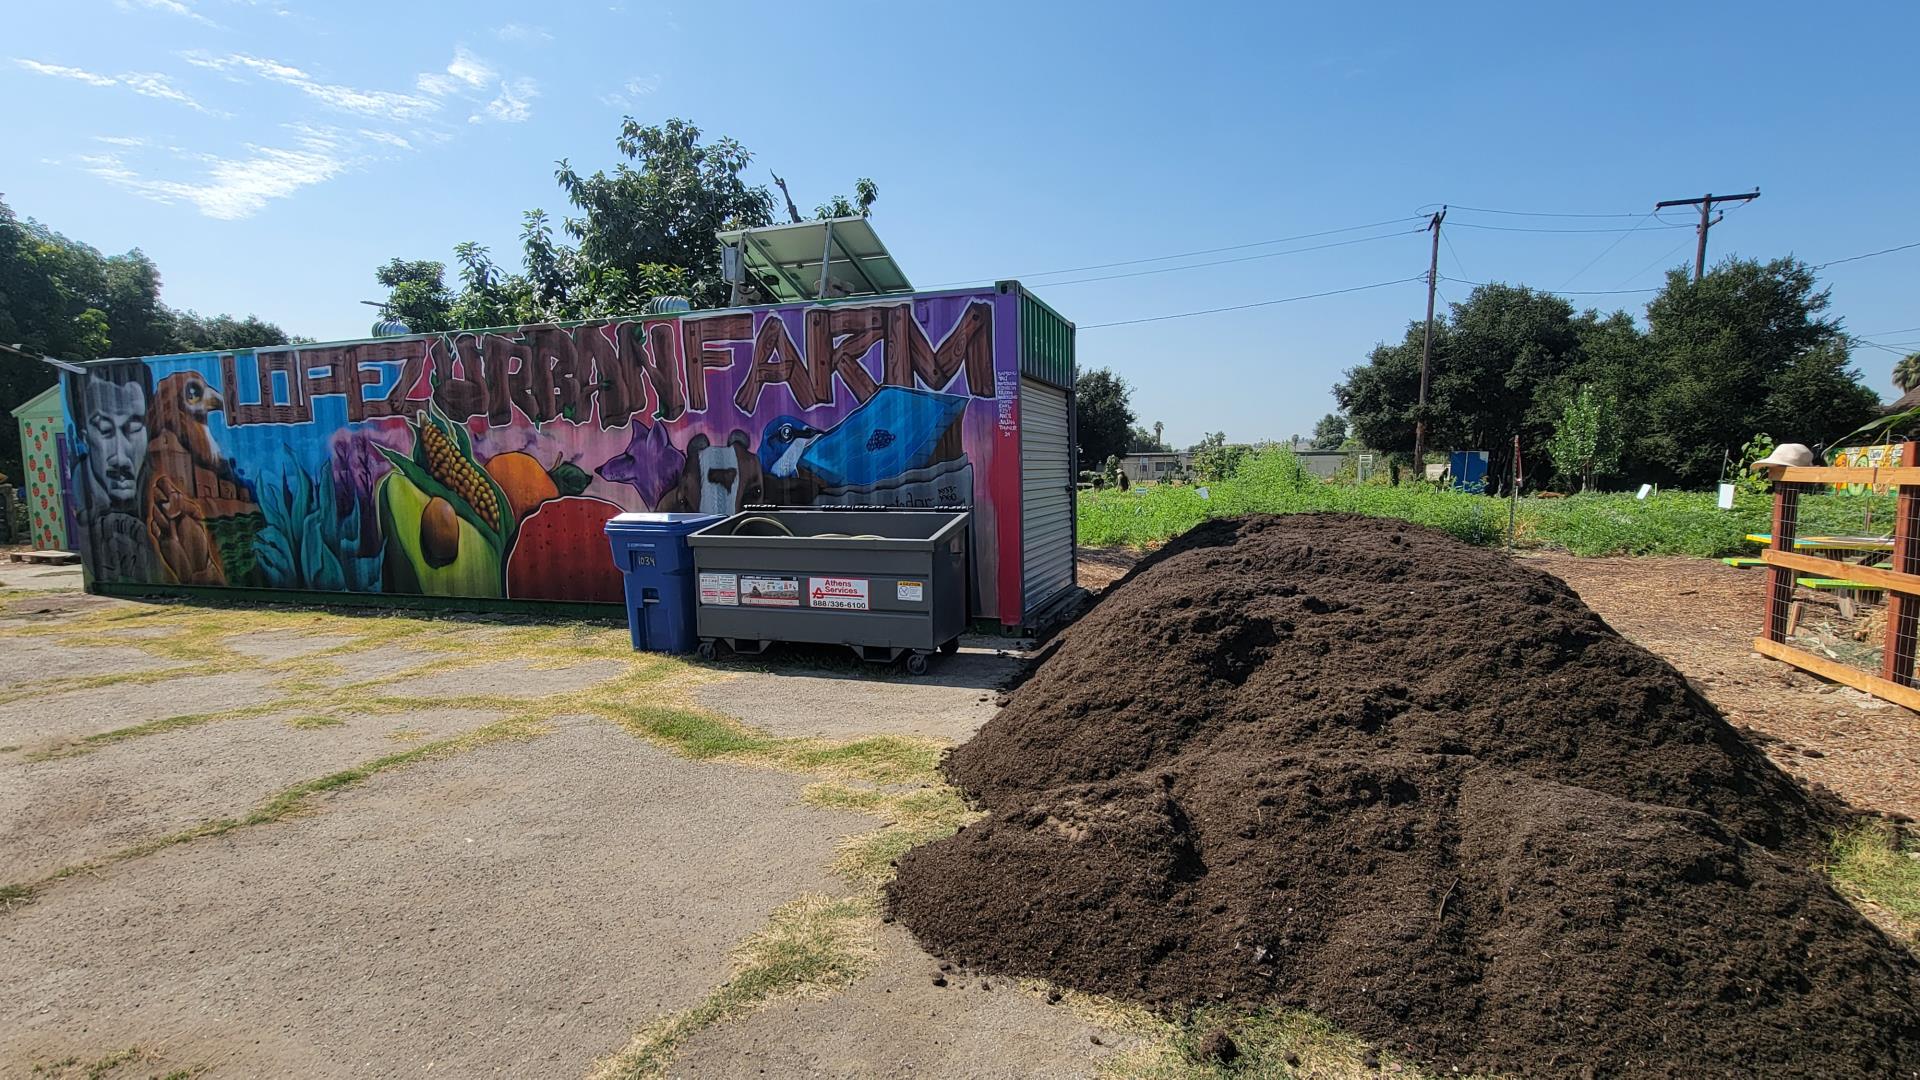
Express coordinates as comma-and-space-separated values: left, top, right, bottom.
696, 640, 719, 662
905, 652, 931, 676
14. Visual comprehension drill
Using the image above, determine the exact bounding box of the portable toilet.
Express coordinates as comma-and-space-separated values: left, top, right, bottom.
10, 385, 70, 551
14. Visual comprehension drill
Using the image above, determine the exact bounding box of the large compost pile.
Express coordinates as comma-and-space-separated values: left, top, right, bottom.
888, 513, 1920, 1077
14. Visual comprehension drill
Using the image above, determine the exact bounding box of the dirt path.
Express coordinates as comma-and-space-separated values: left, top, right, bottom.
1528, 553, 1920, 820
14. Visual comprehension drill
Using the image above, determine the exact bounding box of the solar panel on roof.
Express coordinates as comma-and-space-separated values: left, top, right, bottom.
716, 217, 914, 303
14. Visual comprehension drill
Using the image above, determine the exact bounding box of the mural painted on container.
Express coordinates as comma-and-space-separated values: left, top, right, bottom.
15, 393, 70, 551
65, 288, 1023, 618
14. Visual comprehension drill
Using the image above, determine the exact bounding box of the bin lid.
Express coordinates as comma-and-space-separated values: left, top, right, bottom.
605, 512, 723, 534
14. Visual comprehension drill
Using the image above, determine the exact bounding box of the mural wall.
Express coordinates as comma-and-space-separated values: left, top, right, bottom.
65, 288, 1025, 619
14, 390, 70, 551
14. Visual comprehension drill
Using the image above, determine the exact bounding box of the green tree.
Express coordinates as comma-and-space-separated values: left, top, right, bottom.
374, 258, 455, 333
1074, 368, 1135, 472
168, 312, 294, 351
1638, 258, 1879, 486
555, 118, 774, 309
815, 178, 879, 220
1545, 384, 1619, 491
1128, 424, 1170, 452
1310, 412, 1347, 450
1895, 352, 1920, 394
0, 195, 295, 480
1190, 431, 1250, 482
1336, 284, 1586, 485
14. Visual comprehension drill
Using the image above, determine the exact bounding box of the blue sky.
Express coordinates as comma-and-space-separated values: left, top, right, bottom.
6, 0, 1917, 448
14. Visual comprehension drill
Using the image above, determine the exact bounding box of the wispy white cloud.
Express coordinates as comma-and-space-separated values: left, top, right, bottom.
15, 59, 119, 87
493, 22, 552, 43
601, 73, 661, 108
357, 128, 413, 150
15, 58, 226, 115
80, 125, 351, 220
121, 71, 224, 115
115, 0, 220, 27
474, 77, 537, 123
417, 46, 494, 97
184, 51, 440, 118
94, 134, 151, 147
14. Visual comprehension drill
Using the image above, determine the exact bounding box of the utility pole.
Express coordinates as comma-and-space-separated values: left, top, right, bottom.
1653, 190, 1760, 281
1412, 207, 1445, 475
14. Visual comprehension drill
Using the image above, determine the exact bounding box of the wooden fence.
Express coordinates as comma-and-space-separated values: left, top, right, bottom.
1755, 464, 1920, 711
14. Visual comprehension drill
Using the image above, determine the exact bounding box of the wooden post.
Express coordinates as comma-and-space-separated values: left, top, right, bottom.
1764, 470, 1801, 643
1884, 484, 1920, 686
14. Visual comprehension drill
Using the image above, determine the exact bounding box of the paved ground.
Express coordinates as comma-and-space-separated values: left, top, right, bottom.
0, 583, 1137, 1079
12, 551, 1897, 1079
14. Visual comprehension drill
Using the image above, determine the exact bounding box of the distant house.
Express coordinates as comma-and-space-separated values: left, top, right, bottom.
1118, 451, 1190, 485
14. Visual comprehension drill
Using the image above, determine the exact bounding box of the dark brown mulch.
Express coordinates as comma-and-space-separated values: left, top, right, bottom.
889, 513, 1920, 1078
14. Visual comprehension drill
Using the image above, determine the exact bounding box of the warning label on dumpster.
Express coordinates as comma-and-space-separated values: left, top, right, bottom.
896, 580, 925, 602
698, 572, 738, 606
740, 575, 800, 607
808, 576, 871, 610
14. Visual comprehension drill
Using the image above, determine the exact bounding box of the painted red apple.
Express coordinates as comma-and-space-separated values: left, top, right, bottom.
505, 496, 626, 603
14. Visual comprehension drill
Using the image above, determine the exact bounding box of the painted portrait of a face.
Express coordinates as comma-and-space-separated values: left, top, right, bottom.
82, 371, 150, 509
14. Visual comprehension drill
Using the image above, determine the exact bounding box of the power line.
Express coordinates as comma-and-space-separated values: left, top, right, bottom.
1031, 228, 1425, 288
1449, 220, 1691, 235
1442, 230, 1470, 279
1814, 240, 1920, 270
1857, 326, 1920, 339
1438, 204, 1645, 219
1611, 235, 1697, 289
1441, 274, 1658, 297
1560, 211, 1659, 289
921, 215, 1425, 289
1078, 276, 1424, 330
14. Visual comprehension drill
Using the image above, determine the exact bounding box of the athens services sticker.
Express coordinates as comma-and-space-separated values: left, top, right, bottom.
739, 575, 800, 607
808, 576, 871, 610
698, 572, 738, 606
896, 580, 925, 602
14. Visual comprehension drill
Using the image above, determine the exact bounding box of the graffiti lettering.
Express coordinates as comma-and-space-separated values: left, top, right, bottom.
222, 299, 997, 431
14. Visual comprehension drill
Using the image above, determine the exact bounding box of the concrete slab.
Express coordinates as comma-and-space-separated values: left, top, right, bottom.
0, 636, 184, 690
0, 560, 83, 591
397, 656, 628, 699
0, 670, 282, 749
0, 718, 871, 1079
223, 631, 361, 662
695, 647, 1021, 743
0, 706, 511, 883
670, 921, 1133, 1079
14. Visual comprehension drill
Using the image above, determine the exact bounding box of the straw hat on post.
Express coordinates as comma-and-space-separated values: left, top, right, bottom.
1749, 443, 1816, 476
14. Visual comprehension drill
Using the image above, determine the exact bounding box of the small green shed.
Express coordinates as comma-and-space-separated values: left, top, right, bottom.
11, 385, 70, 551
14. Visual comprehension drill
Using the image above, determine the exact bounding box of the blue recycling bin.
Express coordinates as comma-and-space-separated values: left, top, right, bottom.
604, 512, 722, 653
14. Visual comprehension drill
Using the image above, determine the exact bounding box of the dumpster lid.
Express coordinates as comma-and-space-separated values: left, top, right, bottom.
606, 512, 723, 530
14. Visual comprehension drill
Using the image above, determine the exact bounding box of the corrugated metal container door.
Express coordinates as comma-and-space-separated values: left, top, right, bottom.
1020, 377, 1074, 615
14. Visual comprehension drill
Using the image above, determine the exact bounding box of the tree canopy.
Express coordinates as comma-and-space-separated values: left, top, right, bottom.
376, 118, 880, 325
1334, 257, 1881, 489
0, 196, 294, 481
1075, 368, 1136, 472
1310, 413, 1347, 450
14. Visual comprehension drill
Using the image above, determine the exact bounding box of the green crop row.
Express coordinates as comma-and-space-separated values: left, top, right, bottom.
1077, 450, 1898, 557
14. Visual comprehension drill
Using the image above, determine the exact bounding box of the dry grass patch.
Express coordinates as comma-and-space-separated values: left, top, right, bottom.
1829, 824, 1920, 944
588, 893, 880, 1080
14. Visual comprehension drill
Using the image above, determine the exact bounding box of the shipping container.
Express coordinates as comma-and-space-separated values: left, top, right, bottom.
60, 282, 1075, 629
11, 385, 71, 551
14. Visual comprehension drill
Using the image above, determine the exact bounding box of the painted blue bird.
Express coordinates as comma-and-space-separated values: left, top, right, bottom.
758, 415, 826, 479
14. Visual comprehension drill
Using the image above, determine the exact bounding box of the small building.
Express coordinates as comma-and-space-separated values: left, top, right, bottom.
10, 385, 70, 551
1119, 452, 1190, 485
